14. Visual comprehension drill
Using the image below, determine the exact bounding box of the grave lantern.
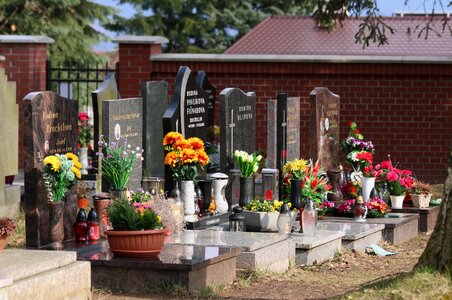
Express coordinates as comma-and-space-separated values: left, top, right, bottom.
229, 206, 246, 232
261, 168, 279, 200
277, 202, 292, 235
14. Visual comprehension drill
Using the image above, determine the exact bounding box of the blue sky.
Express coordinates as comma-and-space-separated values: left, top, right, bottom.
93, 0, 443, 51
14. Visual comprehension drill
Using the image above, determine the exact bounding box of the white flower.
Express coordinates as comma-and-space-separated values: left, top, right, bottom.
256, 155, 263, 162
127, 144, 131, 148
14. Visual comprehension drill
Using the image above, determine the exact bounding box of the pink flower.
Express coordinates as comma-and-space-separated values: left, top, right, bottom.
386, 171, 398, 182
381, 161, 392, 170
78, 112, 89, 122
374, 164, 381, 170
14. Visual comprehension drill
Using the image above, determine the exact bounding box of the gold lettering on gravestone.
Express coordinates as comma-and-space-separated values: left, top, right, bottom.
46, 123, 73, 133
111, 113, 141, 139
43, 111, 59, 120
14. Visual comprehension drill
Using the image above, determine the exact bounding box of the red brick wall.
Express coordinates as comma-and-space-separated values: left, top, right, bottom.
0, 43, 48, 169
117, 43, 162, 98
142, 60, 452, 183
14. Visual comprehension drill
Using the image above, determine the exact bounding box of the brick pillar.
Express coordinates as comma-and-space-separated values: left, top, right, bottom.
0, 35, 54, 169
113, 35, 168, 98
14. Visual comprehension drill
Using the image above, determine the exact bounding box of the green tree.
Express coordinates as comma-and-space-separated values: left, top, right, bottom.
106, 0, 316, 53
0, 0, 117, 65
314, 0, 452, 276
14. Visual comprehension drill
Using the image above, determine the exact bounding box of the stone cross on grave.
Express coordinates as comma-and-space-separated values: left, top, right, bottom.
229, 109, 236, 167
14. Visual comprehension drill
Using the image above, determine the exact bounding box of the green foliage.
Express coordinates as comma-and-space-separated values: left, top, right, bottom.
106, 0, 316, 53
0, 0, 117, 65
107, 197, 163, 231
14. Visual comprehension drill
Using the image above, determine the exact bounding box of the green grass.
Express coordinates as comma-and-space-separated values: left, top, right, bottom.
343, 269, 452, 299
7, 209, 25, 248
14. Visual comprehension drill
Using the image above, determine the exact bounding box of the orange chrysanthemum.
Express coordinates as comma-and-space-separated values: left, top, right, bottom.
196, 150, 210, 166
164, 151, 179, 168
173, 138, 191, 151
180, 148, 197, 165
163, 132, 183, 146
187, 137, 204, 150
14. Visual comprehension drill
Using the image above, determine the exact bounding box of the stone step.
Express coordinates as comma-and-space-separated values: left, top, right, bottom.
317, 221, 384, 251
0, 249, 91, 299
390, 206, 440, 234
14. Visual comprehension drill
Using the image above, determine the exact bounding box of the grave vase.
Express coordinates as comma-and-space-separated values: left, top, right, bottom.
290, 179, 303, 210
109, 189, 128, 201
48, 201, 65, 250
361, 177, 376, 202
390, 195, 405, 209
93, 192, 113, 238
239, 176, 254, 208
181, 180, 196, 222
78, 147, 89, 175
327, 170, 343, 202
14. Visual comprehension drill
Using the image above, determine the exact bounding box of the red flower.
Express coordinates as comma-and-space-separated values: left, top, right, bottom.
354, 129, 360, 135
78, 112, 89, 122
347, 121, 353, 127
381, 160, 392, 170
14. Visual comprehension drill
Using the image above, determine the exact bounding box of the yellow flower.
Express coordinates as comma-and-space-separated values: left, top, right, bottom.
164, 151, 179, 168
292, 159, 307, 172
157, 216, 162, 224
73, 160, 82, 170
173, 138, 191, 151
65, 152, 79, 162
71, 166, 81, 179
43, 155, 61, 172
180, 148, 197, 164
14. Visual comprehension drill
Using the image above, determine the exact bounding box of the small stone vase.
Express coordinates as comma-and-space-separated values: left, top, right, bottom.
290, 179, 303, 210
48, 201, 65, 250
327, 170, 343, 202
181, 180, 196, 222
239, 176, 254, 208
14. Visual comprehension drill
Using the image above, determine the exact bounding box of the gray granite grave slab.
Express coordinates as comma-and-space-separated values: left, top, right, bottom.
317, 221, 384, 251
0, 249, 91, 299
102, 97, 143, 191
291, 230, 344, 265
142, 81, 168, 178
165, 230, 292, 272
390, 206, 439, 234
324, 213, 419, 245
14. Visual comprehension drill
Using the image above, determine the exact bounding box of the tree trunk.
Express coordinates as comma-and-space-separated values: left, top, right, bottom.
416, 143, 452, 274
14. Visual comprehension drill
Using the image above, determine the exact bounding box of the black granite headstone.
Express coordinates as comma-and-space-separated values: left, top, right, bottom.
219, 88, 256, 207
23, 91, 78, 248
142, 81, 168, 178
196, 71, 216, 128
92, 74, 119, 179
102, 98, 143, 191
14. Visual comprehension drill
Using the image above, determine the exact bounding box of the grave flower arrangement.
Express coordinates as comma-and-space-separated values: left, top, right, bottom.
163, 132, 209, 181
97, 136, 143, 191
410, 180, 433, 208
234, 150, 263, 178
300, 160, 331, 205
41, 152, 82, 202
317, 201, 335, 217
341, 122, 375, 170
378, 160, 413, 196
282, 158, 308, 180
336, 198, 388, 218
242, 199, 288, 213
77, 112, 92, 148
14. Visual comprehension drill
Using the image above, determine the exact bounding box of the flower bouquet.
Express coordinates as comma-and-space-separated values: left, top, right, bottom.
97, 137, 143, 191
377, 159, 413, 208
243, 199, 287, 213
336, 197, 388, 218
317, 201, 335, 217
242, 199, 289, 231
163, 132, 209, 181
281, 158, 308, 203
301, 160, 331, 205
41, 152, 82, 202
234, 150, 263, 178
77, 112, 92, 148
341, 122, 375, 171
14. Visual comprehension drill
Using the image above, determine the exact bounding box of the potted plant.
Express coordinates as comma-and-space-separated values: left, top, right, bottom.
106, 196, 165, 258
98, 136, 143, 199
410, 180, 433, 208
242, 199, 288, 231
378, 159, 413, 209
336, 197, 388, 218
77, 112, 92, 175
163, 132, 209, 222
0, 217, 16, 250
41, 152, 82, 249
361, 163, 383, 202
234, 150, 262, 207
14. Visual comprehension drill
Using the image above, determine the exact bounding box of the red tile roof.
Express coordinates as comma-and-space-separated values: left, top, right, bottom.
225, 16, 452, 56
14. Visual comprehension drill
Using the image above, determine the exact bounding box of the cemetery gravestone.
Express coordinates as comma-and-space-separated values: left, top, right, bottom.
220, 88, 256, 206
267, 93, 300, 170
196, 71, 219, 172
102, 98, 143, 192
163, 66, 209, 192
23, 91, 78, 248
142, 81, 168, 178
310, 87, 340, 172
92, 73, 120, 184
0, 68, 20, 218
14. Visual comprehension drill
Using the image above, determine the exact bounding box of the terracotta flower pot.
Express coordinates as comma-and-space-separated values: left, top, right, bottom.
105, 229, 166, 258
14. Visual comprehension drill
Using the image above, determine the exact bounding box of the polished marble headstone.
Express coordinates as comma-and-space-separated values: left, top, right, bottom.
196, 71, 216, 128
267, 93, 300, 170
310, 87, 340, 172
142, 81, 168, 178
92, 73, 119, 175
102, 97, 143, 191
23, 91, 78, 248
